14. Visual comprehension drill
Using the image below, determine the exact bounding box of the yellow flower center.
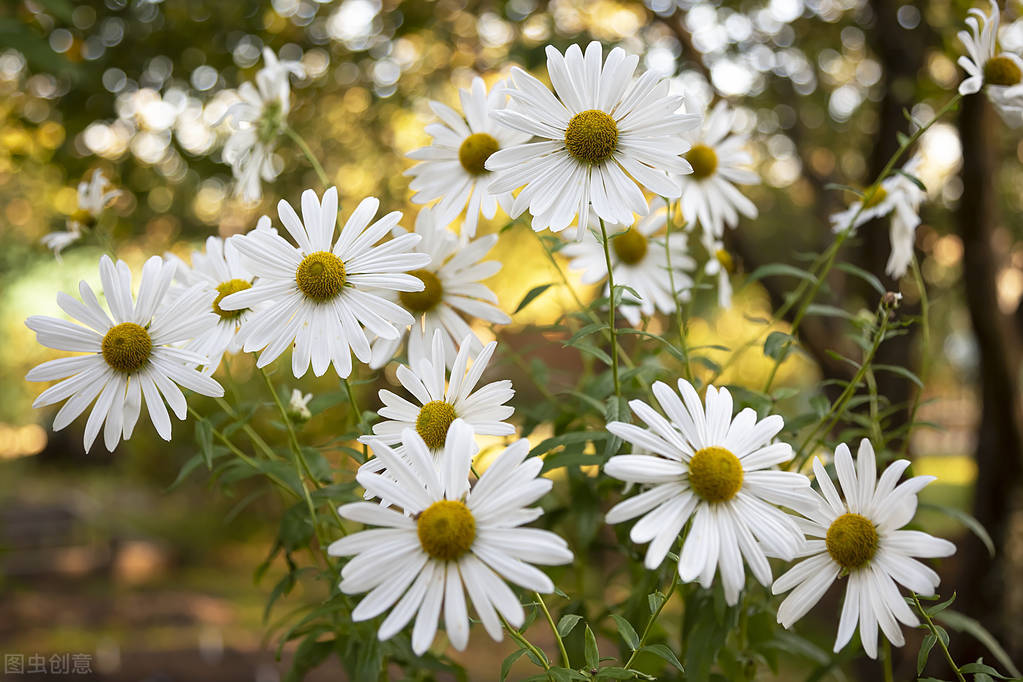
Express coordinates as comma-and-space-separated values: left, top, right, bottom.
685, 144, 718, 179
295, 251, 346, 302
612, 228, 648, 265
688, 446, 744, 503
416, 400, 457, 450
861, 186, 888, 209
458, 132, 499, 176
715, 249, 734, 273
399, 269, 444, 313
70, 209, 97, 228
826, 512, 879, 571
417, 499, 476, 561
212, 278, 252, 320
984, 56, 1022, 87
101, 322, 153, 373
564, 109, 618, 164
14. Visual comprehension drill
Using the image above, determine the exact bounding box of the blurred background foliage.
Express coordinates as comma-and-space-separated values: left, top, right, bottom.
1, 0, 1021, 679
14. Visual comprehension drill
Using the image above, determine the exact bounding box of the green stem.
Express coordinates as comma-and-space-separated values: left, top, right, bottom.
214, 396, 281, 461
882, 639, 894, 682
535, 592, 569, 668
900, 255, 930, 457
792, 302, 890, 467
761, 93, 962, 394
664, 199, 693, 383
912, 593, 966, 682
598, 218, 622, 405
624, 569, 679, 670
258, 367, 332, 546
499, 613, 550, 671
283, 124, 330, 189
187, 406, 292, 494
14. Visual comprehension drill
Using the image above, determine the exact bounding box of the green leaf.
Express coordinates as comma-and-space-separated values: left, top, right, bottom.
501, 649, 525, 681
584, 625, 599, 669
805, 303, 857, 321
557, 614, 584, 637
919, 503, 995, 557
640, 644, 684, 671
874, 364, 924, 388
196, 419, 214, 468
745, 263, 818, 285
959, 662, 1009, 678
515, 283, 554, 313
647, 591, 666, 614
837, 262, 886, 295
549, 667, 590, 681
594, 667, 637, 679
763, 330, 793, 362
895, 168, 928, 192
918, 633, 937, 675
610, 614, 640, 651
937, 610, 1022, 678
926, 593, 957, 617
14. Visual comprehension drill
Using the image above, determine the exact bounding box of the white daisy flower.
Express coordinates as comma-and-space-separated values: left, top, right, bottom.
958, 0, 1023, 126
405, 77, 531, 238
328, 421, 573, 654
166, 235, 261, 374
369, 208, 510, 369
222, 48, 305, 202
25, 255, 224, 452
219, 186, 430, 379
561, 203, 695, 327
288, 388, 313, 421
702, 237, 734, 309
363, 329, 514, 462
678, 100, 759, 239
773, 439, 956, 659
604, 379, 814, 605
486, 41, 700, 233
829, 155, 926, 239
42, 170, 122, 260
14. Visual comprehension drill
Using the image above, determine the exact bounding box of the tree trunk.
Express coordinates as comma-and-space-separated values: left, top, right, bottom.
952, 90, 1023, 664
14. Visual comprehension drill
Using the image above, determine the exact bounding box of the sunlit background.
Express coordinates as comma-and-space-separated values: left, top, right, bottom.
1, 0, 1019, 679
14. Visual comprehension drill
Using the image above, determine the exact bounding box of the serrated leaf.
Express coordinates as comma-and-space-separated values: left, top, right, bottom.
515, 283, 554, 313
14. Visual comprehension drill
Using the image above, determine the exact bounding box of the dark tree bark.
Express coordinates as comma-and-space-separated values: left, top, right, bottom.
862, 0, 931, 449
952, 91, 1023, 664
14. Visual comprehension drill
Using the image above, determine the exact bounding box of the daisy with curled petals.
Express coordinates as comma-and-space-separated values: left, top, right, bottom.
604, 379, 814, 605
25, 255, 224, 452
773, 440, 956, 659
42, 169, 122, 261
405, 77, 531, 238
362, 329, 514, 468
678, 99, 759, 240
561, 204, 695, 326
219, 186, 430, 379
222, 48, 306, 202
167, 235, 260, 374
486, 41, 700, 233
369, 208, 510, 369
958, 0, 1023, 127
328, 421, 573, 654
829, 155, 928, 279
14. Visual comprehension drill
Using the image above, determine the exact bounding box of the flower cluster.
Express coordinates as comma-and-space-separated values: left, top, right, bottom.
25, 9, 1010, 672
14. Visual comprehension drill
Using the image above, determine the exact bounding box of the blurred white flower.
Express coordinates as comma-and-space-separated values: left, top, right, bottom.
42, 170, 122, 261
562, 202, 695, 326
369, 208, 510, 369
222, 48, 305, 202
678, 100, 760, 239
830, 156, 926, 279
958, 0, 1023, 127
288, 389, 313, 421
703, 237, 734, 309
405, 77, 530, 238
